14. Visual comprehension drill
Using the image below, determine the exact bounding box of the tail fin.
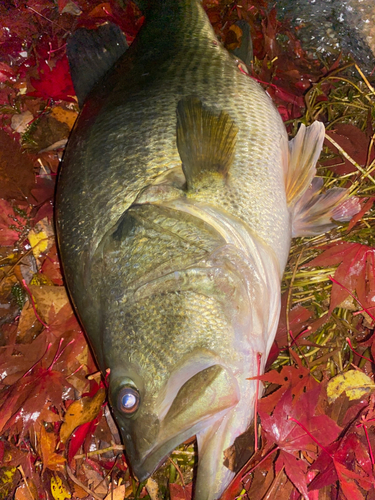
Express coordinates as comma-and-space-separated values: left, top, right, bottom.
286, 123, 360, 237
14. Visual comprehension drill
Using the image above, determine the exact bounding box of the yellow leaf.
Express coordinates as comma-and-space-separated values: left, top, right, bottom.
40, 426, 66, 472
50, 474, 71, 500
30, 272, 54, 286
327, 370, 375, 403
60, 388, 106, 443
50, 107, 78, 130
28, 218, 53, 261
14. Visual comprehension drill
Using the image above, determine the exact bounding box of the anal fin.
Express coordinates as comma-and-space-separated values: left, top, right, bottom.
286, 122, 360, 237
67, 23, 128, 106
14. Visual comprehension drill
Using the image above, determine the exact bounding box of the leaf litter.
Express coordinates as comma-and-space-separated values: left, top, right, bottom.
0, 0, 375, 499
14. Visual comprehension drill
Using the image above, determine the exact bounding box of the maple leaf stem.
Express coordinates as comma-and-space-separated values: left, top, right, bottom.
23, 341, 53, 377
254, 352, 262, 451
168, 457, 186, 487
22, 279, 49, 329
66, 363, 84, 378
329, 275, 375, 322
291, 326, 312, 346
49, 337, 76, 370
346, 337, 373, 364
353, 305, 375, 316
287, 416, 332, 457
26, 6, 69, 33
361, 423, 375, 466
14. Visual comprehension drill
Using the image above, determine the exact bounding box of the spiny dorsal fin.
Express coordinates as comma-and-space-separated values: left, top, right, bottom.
67, 23, 128, 107
176, 97, 238, 191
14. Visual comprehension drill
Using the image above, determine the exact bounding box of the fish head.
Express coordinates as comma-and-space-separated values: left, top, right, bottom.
107, 348, 240, 482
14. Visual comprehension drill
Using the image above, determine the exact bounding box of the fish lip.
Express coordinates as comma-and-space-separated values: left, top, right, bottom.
130, 408, 231, 482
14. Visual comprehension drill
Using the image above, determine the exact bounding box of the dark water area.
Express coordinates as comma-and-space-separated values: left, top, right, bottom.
275, 0, 375, 73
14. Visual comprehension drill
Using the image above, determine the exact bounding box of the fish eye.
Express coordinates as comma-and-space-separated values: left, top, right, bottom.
117, 386, 140, 414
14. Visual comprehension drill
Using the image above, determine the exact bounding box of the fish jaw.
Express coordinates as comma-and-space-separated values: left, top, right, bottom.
194, 357, 261, 500
109, 358, 240, 483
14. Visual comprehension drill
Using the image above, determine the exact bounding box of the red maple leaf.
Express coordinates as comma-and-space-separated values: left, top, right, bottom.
305, 242, 375, 318
259, 386, 341, 455
258, 386, 342, 499
0, 364, 69, 439
255, 352, 318, 414
29, 56, 75, 102
0, 199, 29, 246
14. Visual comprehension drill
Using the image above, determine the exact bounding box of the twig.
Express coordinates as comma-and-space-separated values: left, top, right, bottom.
74, 445, 125, 459
66, 464, 103, 500
168, 457, 186, 489
325, 134, 375, 186
17, 465, 34, 500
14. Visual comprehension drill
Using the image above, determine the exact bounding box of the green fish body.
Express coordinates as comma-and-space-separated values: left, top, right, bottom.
56, 1, 351, 498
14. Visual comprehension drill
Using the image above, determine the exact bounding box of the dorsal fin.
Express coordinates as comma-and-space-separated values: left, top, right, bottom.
176, 97, 238, 191
67, 23, 128, 107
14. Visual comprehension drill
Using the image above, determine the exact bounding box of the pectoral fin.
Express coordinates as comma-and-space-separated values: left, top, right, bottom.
176, 98, 238, 191
286, 123, 360, 236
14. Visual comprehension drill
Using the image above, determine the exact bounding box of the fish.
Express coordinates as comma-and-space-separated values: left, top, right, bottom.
55, 1, 355, 498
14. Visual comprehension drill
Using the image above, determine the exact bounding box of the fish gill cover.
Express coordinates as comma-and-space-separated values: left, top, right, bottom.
0, 1, 374, 499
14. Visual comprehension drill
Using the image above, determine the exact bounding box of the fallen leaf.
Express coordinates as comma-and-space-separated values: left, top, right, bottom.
17, 299, 43, 343
50, 107, 77, 130
305, 242, 375, 315
324, 124, 375, 176
0, 199, 29, 246
327, 371, 374, 403
103, 484, 126, 500
11, 110, 34, 134
50, 474, 71, 500
28, 217, 54, 262
28, 285, 69, 323
169, 482, 193, 500
146, 478, 159, 500
60, 388, 106, 443
0, 131, 35, 201
15, 483, 37, 500
29, 57, 75, 102
40, 426, 66, 472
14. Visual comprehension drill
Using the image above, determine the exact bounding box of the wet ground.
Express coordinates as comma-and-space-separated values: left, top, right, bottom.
275, 0, 375, 73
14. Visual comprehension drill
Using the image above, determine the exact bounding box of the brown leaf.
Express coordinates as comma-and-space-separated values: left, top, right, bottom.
14, 483, 37, 500
103, 484, 127, 500
17, 299, 43, 343
0, 130, 35, 201
60, 388, 106, 443
28, 285, 69, 322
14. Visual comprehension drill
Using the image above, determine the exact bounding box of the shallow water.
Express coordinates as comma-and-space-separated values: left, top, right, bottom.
276, 0, 375, 73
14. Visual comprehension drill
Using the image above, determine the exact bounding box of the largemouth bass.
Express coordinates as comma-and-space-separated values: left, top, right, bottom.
56, 1, 352, 498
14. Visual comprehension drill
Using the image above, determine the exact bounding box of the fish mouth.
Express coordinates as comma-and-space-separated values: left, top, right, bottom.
122, 363, 241, 482
131, 408, 229, 482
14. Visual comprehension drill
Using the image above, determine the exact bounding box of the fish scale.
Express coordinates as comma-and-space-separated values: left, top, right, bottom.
104, 292, 236, 390
58, 0, 290, 288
